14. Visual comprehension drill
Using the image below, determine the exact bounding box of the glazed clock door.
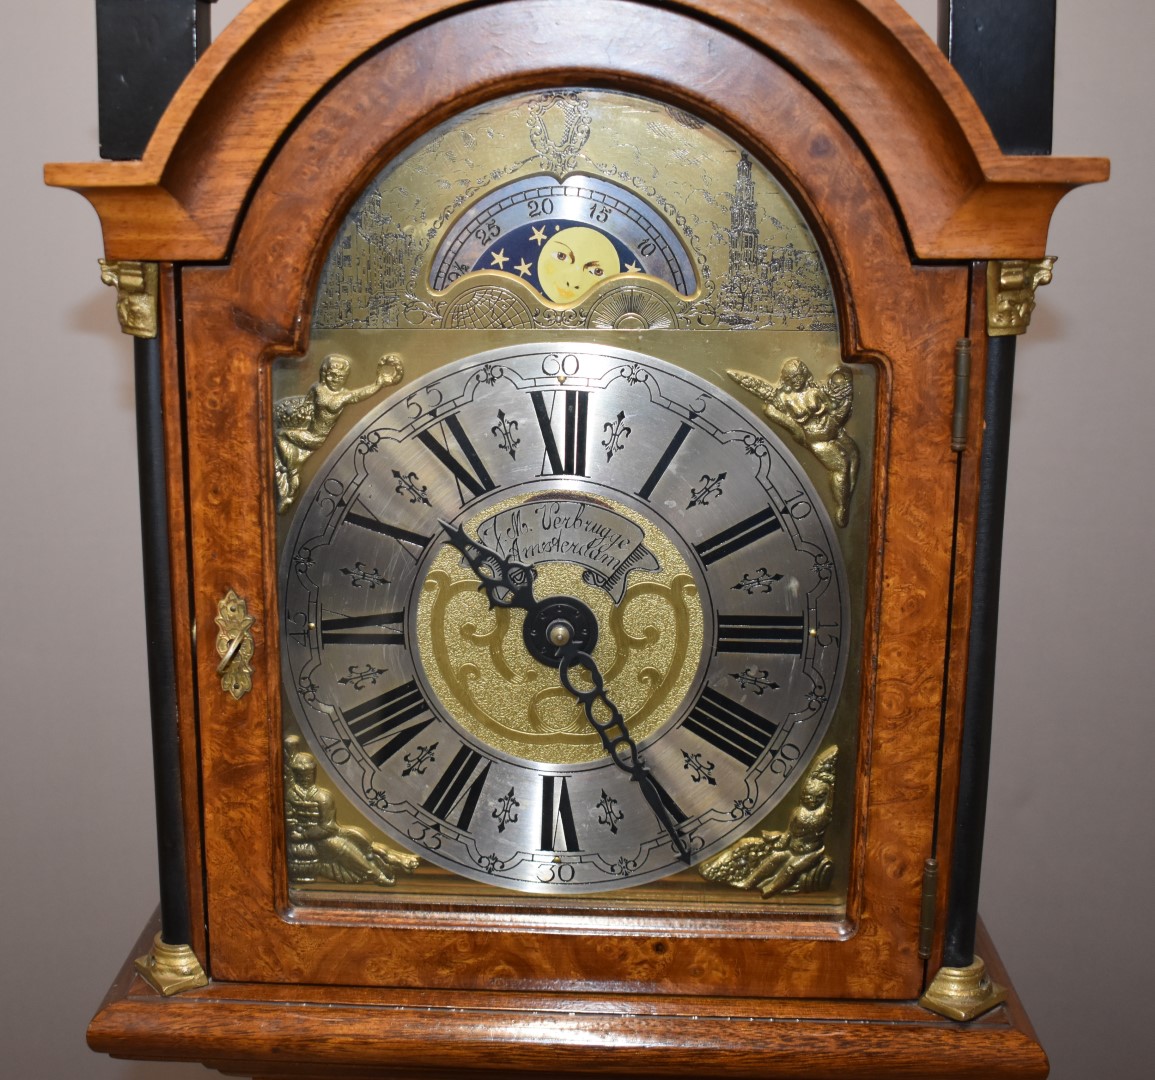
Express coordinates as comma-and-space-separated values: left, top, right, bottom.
269, 87, 867, 912
278, 343, 850, 893
179, 10, 974, 1003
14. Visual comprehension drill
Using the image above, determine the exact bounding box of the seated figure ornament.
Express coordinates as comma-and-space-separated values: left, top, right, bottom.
283, 737, 420, 887
698, 746, 838, 897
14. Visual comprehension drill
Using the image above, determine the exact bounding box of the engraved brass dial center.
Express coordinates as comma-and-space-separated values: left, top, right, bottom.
415, 488, 706, 765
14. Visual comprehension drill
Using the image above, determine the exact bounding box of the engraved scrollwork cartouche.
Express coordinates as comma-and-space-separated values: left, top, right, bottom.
698, 745, 838, 897
728, 360, 859, 526
527, 90, 592, 176
214, 589, 254, 701
98, 258, 159, 338
273, 353, 404, 512
987, 257, 1055, 336
283, 736, 419, 887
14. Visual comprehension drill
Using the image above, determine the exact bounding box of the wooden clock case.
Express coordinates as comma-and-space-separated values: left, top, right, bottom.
47, 0, 1106, 1076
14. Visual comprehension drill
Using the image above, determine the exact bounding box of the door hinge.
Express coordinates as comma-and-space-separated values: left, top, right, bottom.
951, 338, 972, 453
918, 857, 939, 960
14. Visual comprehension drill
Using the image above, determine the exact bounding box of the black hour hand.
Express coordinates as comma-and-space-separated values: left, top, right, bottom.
439, 520, 537, 611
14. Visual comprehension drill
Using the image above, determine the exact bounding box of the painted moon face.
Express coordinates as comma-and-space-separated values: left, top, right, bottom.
537, 226, 621, 304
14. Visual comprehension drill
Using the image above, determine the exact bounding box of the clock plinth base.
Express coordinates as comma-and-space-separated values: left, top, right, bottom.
133, 933, 209, 997
92, 913, 1048, 1079
920, 955, 1009, 1021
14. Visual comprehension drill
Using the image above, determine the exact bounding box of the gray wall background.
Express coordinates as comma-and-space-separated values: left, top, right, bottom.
3, 2, 1149, 1077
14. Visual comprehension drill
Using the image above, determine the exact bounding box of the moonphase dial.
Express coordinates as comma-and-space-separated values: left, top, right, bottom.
428, 174, 698, 302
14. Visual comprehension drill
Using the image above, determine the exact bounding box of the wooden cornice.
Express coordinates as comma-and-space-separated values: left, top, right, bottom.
46, 0, 1107, 262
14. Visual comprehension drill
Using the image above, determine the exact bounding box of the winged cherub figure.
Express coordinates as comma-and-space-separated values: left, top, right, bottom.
728, 359, 859, 526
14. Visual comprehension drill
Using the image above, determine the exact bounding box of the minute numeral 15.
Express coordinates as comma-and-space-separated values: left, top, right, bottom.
716, 614, 805, 655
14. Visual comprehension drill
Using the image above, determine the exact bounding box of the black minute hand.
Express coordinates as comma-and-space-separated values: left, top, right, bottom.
557, 647, 693, 865
440, 520, 691, 864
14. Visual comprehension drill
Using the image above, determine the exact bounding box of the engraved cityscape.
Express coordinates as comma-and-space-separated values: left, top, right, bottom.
311, 93, 836, 332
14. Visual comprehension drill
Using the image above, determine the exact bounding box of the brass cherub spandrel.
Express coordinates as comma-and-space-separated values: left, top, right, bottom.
698, 746, 838, 897
728, 359, 859, 526
283, 736, 419, 887
274, 353, 403, 512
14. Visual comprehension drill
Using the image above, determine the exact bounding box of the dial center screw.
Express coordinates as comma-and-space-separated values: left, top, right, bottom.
522, 596, 598, 667
547, 621, 573, 648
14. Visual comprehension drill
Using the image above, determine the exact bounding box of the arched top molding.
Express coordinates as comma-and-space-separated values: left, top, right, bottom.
46, 0, 1106, 262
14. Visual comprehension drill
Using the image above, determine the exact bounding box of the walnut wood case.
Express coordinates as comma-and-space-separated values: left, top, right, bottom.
47, 0, 1107, 1075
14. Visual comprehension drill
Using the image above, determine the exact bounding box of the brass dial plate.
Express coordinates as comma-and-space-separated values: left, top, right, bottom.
280, 345, 848, 893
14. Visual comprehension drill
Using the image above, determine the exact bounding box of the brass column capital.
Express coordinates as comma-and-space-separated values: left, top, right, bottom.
99, 259, 159, 338
987, 257, 1056, 337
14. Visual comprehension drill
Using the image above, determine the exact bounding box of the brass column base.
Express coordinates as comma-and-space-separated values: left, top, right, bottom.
920, 955, 1008, 1021
134, 933, 209, 996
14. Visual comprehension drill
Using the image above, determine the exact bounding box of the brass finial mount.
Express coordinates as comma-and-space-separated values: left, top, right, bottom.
99, 259, 159, 339
920, 955, 1008, 1021
134, 934, 208, 997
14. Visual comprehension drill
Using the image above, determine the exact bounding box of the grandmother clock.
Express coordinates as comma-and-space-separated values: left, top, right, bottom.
49, 1, 1106, 1076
